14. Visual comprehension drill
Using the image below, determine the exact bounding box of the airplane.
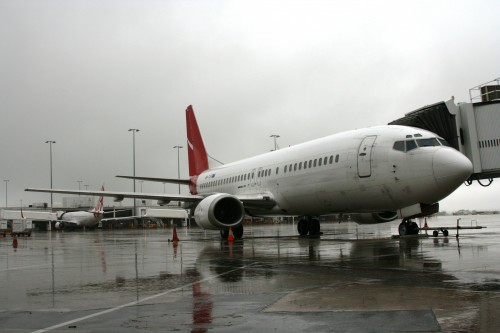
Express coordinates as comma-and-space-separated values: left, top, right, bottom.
53, 186, 105, 229
26, 105, 473, 238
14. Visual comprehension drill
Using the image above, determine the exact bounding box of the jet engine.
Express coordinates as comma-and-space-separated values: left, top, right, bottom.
193, 193, 245, 230
350, 211, 398, 224
54, 221, 64, 229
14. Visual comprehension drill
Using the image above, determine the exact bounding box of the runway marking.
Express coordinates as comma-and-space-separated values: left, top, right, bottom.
31, 263, 256, 333
0, 264, 51, 272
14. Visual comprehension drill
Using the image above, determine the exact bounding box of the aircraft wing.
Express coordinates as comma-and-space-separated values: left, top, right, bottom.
24, 188, 276, 208
25, 188, 204, 203
116, 175, 191, 185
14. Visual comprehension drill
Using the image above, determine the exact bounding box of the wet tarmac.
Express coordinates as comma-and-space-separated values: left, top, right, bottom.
1, 215, 500, 332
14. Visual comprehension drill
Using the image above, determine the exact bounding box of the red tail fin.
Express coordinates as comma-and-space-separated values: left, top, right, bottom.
92, 185, 105, 217
186, 105, 209, 177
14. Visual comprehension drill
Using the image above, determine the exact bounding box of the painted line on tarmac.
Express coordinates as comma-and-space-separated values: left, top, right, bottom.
31, 262, 256, 333
0, 263, 50, 272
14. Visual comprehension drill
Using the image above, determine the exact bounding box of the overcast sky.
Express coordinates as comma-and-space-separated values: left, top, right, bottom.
1, 0, 499, 213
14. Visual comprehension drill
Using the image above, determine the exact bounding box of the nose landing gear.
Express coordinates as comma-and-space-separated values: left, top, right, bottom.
297, 217, 321, 236
398, 218, 420, 236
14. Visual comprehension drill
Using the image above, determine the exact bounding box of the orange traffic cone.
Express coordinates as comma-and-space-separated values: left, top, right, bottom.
423, 219, 429, 234
228, 227, 234, 241
12, 235, 18, 249
171, 226, 180, 242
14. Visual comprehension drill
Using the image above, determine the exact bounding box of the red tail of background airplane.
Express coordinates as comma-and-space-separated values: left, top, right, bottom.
186, 105, 209, 177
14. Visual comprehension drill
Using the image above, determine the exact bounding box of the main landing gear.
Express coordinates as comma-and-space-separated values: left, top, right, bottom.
220, 225, 244, 240
297, 217, 322, 236
398, 218, 419, 236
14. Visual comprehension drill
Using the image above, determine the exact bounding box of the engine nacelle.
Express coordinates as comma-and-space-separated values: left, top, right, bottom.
350, 211, 398, 224
193, 194, 245, 230
54, 221, 63, 229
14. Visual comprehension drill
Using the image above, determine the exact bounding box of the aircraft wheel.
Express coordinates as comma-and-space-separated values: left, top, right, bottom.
310, 219, 321, 235
398, 222, 408, 236
220, 229, 229, 239
409, 222, 420, 235
297, 219, 310, 236
433, 230, 439, 237
233, 225, 244, 239
443, 229, 449, 237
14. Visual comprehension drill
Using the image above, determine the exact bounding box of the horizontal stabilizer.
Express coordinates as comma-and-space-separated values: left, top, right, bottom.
25, 188, 203, 203
116, 175, 191, 185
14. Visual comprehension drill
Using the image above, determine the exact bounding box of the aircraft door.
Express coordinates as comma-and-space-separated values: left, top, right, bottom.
357, 135, 377, 178
250, 168, 257, 187
257, 167, 263, 186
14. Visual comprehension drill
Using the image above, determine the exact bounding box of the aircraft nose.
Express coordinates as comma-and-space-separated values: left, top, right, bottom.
432, 148, 473, 189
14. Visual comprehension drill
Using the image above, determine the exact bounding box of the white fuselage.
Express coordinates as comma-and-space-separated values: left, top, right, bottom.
195, 125, 472, 216
58, 211, 102, 228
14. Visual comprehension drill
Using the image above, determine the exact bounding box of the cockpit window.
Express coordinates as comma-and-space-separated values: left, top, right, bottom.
393, 141, 405, 152
416, 138, 441, 147
405, 140, 417, 151
438, 138, 450, 147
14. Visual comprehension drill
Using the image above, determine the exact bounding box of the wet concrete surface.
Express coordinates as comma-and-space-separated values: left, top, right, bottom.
1, 215, 500, 332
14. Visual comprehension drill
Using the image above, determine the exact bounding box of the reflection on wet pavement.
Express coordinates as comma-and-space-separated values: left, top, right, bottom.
1, 215, 499, 332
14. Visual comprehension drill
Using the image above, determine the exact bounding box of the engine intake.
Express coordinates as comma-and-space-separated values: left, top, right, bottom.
193, 194, 245, 230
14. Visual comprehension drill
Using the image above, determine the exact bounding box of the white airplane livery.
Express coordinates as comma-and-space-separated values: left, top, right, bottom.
54, 188, 105, 229
26, 105, 473, 238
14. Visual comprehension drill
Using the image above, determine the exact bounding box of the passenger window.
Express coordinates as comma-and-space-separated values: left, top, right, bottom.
308, 160, 312, 168
294, 163, 297, 171
318, 158, 322, 166
393, 141, 405, 152
324, 157, 328, 165
284, 165, 288, 173
335, 155, 339, 163
276, 167, 279, 175
313, 159, 317, 167
299, 162, 302, 170
329, 156, 333, 164
406, 140, 417, 151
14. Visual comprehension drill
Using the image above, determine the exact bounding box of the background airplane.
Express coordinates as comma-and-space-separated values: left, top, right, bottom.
53, 188, 105, 230
26, 105, 473, 238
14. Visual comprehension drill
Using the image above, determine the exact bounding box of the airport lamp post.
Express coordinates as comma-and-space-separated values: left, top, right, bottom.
173, 145, 183, 196
270, 134, 280, 151
129, 129, 140, 218
45, 140, 56, 211
77, 180, 83, 190
3, 179, 9, 208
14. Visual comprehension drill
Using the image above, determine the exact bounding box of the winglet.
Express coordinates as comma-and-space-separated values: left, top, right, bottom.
186, 105, 209, 177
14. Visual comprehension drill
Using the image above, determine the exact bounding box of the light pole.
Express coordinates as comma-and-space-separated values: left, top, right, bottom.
270, 134, 280, 151
45, 140, 56, 210
3, 179, 9, 208
129, 129, 140, 217
173, 145, 183, 195
77, 180, 83, 190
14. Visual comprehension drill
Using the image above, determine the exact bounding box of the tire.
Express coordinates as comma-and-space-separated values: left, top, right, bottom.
233, 225, 244, 239
298, 219, 310, 236
398, 223, 408, 236
310, 219, 320, 235
443, 229, 449, 237
433, 230, 439, 237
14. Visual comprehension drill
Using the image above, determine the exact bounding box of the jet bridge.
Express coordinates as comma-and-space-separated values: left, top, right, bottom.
389, 78, 500, 186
